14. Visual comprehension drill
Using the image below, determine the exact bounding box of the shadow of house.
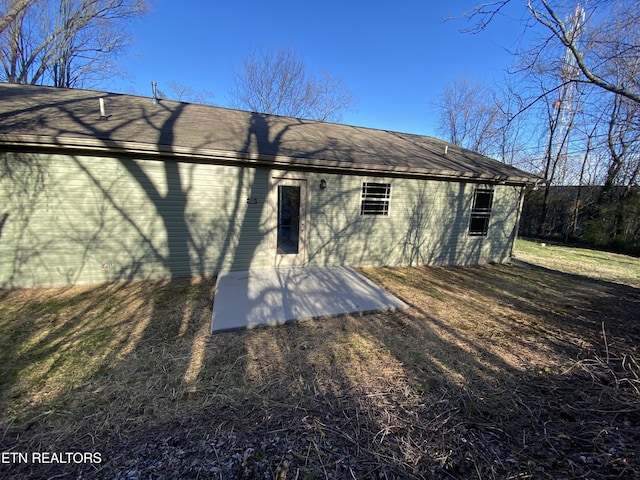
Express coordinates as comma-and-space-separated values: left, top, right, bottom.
0, 83, 540, 288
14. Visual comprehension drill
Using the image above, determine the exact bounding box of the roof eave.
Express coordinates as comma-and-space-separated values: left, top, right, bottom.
0, 134, 542, 185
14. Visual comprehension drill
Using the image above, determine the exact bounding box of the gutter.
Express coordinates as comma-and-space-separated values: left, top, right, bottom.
509, 185, 528, 260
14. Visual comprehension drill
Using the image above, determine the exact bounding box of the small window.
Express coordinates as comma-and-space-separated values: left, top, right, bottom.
468, 187, 494, 236
361, 182, 391, 216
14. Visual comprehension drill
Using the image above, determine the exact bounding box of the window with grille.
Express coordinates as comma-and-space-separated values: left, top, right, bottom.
360, 182, 391, 216
468, 187, 494, 236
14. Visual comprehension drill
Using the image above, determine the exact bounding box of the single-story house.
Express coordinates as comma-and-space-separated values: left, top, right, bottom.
0, 83, 539, 288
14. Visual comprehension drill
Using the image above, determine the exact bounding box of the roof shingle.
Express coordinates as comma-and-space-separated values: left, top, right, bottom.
0, 83, 539, 184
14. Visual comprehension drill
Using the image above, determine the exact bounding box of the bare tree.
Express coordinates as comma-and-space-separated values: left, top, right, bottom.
306, 69, 357, 122
433, 75, 502, 155
0, 0, 34, 34
168, 81, 215, 105
229, 47, 309, 117
460, 1, 640, 250
603, 95, 640, 193
494, 77, 535, 168
229, 47, 356, 122
461, 0, 640, 105
0, 0, 149, 88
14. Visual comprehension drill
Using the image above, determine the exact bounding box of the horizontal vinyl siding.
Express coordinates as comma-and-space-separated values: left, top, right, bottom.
0, 152, 272, 287
1, 150, 522, 288
305, 173, 520, 268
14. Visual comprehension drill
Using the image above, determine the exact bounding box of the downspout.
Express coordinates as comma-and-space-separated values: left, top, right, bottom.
509, 184, 528, 260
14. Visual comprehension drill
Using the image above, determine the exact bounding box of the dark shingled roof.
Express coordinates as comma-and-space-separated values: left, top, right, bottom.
0, 83, 539, 184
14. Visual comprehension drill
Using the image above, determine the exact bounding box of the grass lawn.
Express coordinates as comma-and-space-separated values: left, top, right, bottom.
514, 238, 640, 288
0, 239, 639, 479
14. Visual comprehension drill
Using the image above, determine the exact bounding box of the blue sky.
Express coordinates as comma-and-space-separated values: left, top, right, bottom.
110, 1, 532, 136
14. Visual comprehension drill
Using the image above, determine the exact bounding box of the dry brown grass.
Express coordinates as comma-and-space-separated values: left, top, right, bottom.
1, 242, 639, 479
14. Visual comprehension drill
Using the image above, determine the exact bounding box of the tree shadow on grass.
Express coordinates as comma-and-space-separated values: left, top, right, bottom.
2, 261, 639, 479
358, 263, 640, 477
0, 276, 217, 475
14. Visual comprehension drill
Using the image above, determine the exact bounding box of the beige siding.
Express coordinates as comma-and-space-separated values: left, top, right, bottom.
1, 152, 522, 288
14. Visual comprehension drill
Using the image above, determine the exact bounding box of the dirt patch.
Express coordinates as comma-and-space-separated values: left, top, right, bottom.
1, 258, 639, 479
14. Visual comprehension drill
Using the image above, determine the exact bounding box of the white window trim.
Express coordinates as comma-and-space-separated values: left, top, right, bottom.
360, 181, 392, 216
468, 187, 494, 236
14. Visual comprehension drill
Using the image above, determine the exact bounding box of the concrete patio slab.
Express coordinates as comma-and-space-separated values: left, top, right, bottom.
211, 266, 408, 332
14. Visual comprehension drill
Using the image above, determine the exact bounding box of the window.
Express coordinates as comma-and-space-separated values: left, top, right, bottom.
361, 182, 391, 216
468, 187, 494, 236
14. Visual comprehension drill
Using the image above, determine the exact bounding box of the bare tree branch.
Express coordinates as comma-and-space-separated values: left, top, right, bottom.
229, 47, 356, 122
455, 0, 513, 34
529, 0, 640, 104
0, 0, 34, 34
432, 75, 502, 155
460, 1, 640, 105
1, 0, 149, 87
168, 81, 215, 105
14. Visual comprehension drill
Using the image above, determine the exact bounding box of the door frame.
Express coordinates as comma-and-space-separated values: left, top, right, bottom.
269, 175, 309, 268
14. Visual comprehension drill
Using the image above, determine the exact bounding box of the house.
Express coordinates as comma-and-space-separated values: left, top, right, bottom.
0, 83, 540, 288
